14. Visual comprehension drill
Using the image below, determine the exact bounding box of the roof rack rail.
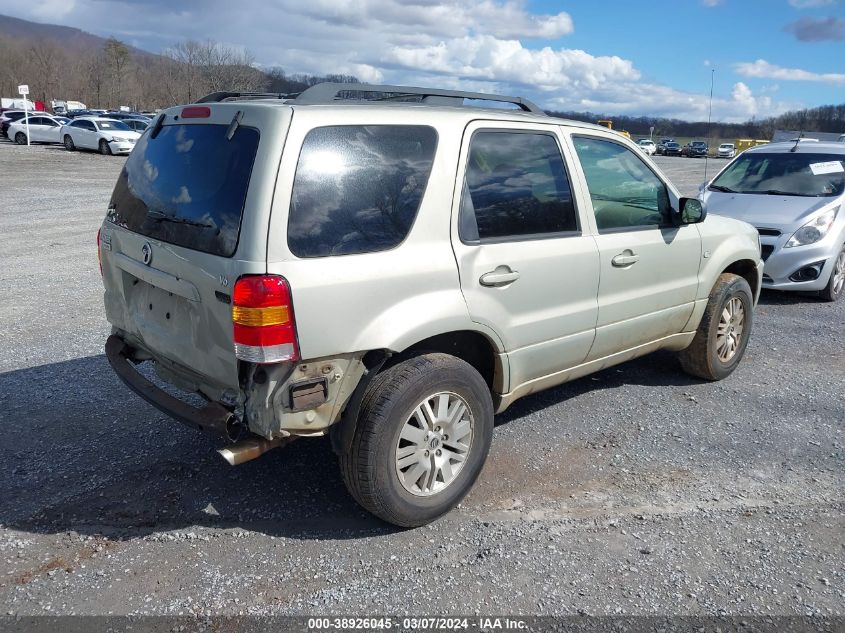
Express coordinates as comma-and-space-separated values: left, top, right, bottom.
291, 82, 546, 114
196, 91, 299, 103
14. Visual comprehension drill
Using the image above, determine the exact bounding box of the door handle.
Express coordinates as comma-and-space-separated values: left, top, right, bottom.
611, 251, 640, 267
479, 266, 520, 287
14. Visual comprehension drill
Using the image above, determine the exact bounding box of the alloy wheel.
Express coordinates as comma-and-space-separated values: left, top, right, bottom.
716, 297, 745, 363
832, 249, 845, 297
395, 391, 473, 497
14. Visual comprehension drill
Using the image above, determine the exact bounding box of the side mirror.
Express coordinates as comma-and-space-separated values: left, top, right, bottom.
679, 197, 706, 224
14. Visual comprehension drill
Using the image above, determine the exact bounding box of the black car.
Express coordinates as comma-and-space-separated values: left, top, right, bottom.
663, 141, 683, 156
105, 111, 151, 121
682, 141, 709, 157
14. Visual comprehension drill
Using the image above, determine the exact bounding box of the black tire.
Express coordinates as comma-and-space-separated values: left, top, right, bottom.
64, 135, 75, 151
99, 139, 112, 156
14, 132, 26, 145
339, 353, 494, 528
679, 273, 754, 381
819, 244, 845, 302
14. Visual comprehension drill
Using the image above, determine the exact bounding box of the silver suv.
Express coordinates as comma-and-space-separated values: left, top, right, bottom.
99, 83, 763, 527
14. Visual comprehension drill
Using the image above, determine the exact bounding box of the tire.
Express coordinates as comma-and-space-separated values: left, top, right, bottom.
679, 273, 753, 381
64, 135, 75, 151
99, 139, 112, 155
339, 353, 494, 527
820, 245, 845, 302
14, 132, 26, 145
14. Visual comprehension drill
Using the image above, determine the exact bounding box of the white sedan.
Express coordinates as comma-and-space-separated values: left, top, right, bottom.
637, 139, 657, 155
8, 114, 67, 145
61, 117, 141, 155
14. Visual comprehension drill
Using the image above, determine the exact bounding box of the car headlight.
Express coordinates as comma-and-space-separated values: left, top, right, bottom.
785, 207, 838, 247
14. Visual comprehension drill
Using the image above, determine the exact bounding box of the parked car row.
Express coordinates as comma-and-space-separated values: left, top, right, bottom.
1, 109, 149, 155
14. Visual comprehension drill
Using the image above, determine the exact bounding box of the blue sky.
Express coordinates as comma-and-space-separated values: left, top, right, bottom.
5, 0, 845, 122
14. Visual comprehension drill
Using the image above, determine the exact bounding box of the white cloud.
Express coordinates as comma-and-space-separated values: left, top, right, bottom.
702, 0, 724, 6
384, 35, 639, 91
735, 59, 845, 85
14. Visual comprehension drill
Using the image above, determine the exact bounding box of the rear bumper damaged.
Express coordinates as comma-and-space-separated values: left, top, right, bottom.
105, 334, 242, 440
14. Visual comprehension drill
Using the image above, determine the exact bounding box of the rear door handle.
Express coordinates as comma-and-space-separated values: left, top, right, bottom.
479, 266, 520, 287
611, 251, 640, 267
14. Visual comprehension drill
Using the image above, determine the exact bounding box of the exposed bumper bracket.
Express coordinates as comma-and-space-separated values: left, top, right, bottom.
105, 334, 241, 441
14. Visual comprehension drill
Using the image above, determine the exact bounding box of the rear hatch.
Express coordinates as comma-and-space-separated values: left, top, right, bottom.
100, 103, 291, 391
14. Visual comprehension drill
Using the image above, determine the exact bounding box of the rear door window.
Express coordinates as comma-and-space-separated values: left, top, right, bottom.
288, 125, 438, 257
107, 124, 260, 257
460, 130, 578, 242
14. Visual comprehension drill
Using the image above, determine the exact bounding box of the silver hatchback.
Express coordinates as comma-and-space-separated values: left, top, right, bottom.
702, 142, 845, 301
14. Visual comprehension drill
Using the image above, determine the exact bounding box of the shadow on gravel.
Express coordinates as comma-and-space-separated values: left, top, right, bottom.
2, 348, 702, 541
757, 288, 825, 306
495, 349, 700, 427
2, 355, 395, 542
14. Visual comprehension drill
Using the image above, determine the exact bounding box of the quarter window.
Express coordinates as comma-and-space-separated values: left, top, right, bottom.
461, 131, 577, 241
288, 125, 438, 258
573, 136, 671, 230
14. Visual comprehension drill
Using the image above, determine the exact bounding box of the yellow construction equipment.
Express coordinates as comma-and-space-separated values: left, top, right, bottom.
597, 119, 631, 140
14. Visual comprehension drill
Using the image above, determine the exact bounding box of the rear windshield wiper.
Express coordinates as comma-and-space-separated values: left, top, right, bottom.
147, 211, 214, 228
708, 184, 735, 193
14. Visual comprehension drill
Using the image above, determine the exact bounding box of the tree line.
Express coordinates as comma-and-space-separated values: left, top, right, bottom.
1, 30, 842, 138
546, 103, 845, 140
0, 33, 356, 111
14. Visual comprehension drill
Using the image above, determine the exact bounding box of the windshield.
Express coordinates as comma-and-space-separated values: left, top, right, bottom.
720, 144, 733, 149
96, 120, 131, 131
107, 124, 260, 257
710, 152, 845, 197
692, 142, 706, 147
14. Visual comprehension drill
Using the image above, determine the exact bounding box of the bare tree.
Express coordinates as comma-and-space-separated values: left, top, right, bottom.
103, 37, 130, 107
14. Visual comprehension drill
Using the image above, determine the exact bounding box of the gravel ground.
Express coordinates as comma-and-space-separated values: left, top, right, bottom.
0, 140, 842, 617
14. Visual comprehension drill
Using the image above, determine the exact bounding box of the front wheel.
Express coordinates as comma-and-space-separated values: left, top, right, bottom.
679, 273, 753, 381
820, 246, 845, 302
64, 135, 75, 151
14, 132, 27, 145
339, 353, 494, 527
99, 139, 112, 155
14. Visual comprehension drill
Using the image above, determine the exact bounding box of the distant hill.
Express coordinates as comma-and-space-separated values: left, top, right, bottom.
0, 13, 154, 59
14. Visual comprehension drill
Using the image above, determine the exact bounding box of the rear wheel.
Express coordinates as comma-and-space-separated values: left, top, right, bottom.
820, 245, 845, 302
14, 132, 26, 145
64, 135, 75, 151
99, 139, 112, 155
339, 353, 494, 527
679, 273, 753, 381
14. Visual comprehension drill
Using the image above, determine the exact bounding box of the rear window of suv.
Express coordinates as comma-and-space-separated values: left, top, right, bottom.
107, 124, 259, 257
288, 125, 438, 258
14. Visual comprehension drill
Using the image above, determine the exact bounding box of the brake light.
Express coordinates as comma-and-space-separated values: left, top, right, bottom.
232, 275, 299, 363
96, 228, 102, 276
181, 106, 211, 119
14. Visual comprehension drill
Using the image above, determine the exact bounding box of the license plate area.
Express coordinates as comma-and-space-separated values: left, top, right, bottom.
123, 274, 197, 357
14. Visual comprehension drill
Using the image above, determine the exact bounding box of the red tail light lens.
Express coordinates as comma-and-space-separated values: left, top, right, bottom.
232, 275, 299, 364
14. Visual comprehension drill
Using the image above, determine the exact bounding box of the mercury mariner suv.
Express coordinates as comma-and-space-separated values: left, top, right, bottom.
100, 83, 763, 527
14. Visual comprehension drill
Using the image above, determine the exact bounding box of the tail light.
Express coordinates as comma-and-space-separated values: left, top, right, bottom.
232, 275, 299, 364
96, 228, 102, 276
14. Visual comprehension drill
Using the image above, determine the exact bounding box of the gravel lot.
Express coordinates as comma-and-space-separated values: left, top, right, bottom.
0, 139, 842, 618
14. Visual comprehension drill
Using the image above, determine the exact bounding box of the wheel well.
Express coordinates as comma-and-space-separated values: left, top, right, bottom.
723, 259, 759, 296
399, 331, 500, 393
